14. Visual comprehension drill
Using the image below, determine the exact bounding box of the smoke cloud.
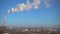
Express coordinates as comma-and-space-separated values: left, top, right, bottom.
7, 0, 51, 14
4, 0, 51, 26
45, 0, 51, 8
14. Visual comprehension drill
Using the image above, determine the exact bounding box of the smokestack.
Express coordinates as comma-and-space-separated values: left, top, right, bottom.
4, 16, 6, 27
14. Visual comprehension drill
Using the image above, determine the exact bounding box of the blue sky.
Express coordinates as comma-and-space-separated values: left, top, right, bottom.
0, 0, 60, 27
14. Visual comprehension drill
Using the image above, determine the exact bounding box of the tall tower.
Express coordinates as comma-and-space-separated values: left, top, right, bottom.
4, 16, 6, 27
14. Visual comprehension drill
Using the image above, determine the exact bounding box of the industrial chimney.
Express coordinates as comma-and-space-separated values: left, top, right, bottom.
4, 16, 6, 27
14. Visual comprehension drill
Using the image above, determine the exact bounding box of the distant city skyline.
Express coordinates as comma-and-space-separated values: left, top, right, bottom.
0, 0, 60, 27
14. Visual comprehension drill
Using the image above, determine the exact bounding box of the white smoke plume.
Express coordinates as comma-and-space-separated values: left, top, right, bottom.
26, 0, 32, 10
7, 0, 40, 14
4, 0, 51, 26
45, 0, 51, 8
7, 0, 51, 14
33, 0, 41, 9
